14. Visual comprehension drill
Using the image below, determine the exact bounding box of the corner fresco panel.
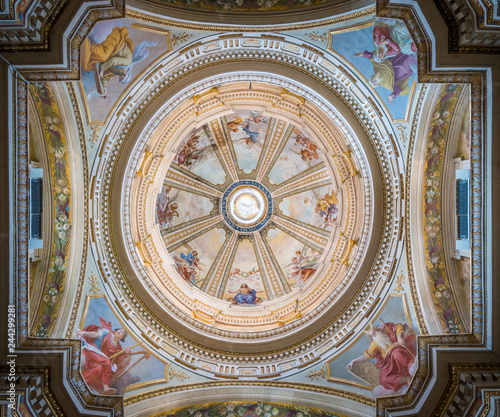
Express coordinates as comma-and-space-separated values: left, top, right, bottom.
80, 18, 169, 124
327, 294, 419, 398
76, 296, 168, 396
328, 18, 417, 121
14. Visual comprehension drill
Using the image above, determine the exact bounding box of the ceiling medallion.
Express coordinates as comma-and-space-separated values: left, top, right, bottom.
223, 181, 272, 232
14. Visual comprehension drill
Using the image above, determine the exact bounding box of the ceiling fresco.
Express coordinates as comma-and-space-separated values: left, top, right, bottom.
15, 2, 487, 417
158, 110, 338, 302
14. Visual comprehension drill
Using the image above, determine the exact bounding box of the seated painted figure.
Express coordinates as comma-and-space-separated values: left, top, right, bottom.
231, 284, 262, 305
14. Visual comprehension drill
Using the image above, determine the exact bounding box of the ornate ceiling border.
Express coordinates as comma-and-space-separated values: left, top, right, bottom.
403, 83, 429, 337
0, 0, 67, 47
64, 81, 90, 339
124, 7, 376, 33
0, 0, 124, 51
434, 364, 500, 416
123, 380, 376, 408
375, 1, 487, 415
6, 1, 489, 412
434, 0, 500, 53
7, 4, 374, 79
0, 367, 63, 416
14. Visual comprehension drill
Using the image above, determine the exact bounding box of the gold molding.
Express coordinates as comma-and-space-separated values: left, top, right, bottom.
125, 7, 376, 33
279, 88, 305, 105
124, 380, 375, 406
340, 239, 356, 266
193, 87, 220, 105
341, 151, 359, 177
136, 240, 153, 266
137, 151, 153, 178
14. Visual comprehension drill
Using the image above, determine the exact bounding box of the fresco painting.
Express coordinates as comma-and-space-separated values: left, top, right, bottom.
80, 18, 167, 123
266, 228, 320, 289
30, 82, 72, 338
77, 296, 167, 396
173, 126, 226, 185
153, 402, 349, 417
156, 185, 214, 230
454, 257, 471, 319
223, 239, 268, 304
329, 19, 417, 120
455, 100, 471, 160
268, 127, 322, 185
169, 227, 227, 288
224, 110, 269, 174
327, 295, 418, 398
422, 84, 465, 334
279, 184, 338, 231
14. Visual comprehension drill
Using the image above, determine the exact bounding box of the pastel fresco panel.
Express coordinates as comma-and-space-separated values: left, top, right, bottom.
279, 184, 338, 231
169, 227, 227, 288
173, 126, 226, 185
223, 239, 268, 304
80, 18, 167, 123
455, 100, 471, 160
327, 295, 418, 398
77, 296, 167, 396
156, 185, 214, 230
453, 257, 471, 320
266, 228, 320, 289
224, 110, 269, 174
268, 127, 322, 185
329, 19, 417, 120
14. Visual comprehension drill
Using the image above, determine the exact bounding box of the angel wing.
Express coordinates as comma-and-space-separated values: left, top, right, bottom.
311, 188, 321, 202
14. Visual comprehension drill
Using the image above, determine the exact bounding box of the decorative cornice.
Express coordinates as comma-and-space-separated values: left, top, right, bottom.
64, 82, 89, 339
0, 0, 67, 48
435, 363, 500, 416
434, 0, 500, 53
124, 380, 375, 408
125, 7, 376, 33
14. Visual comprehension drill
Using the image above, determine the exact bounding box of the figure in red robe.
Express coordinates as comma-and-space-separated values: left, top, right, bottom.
77, 317, 131, 395
347, 322, 417, 397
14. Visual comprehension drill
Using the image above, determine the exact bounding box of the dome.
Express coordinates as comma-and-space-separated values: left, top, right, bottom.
129, 81, 369, 335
